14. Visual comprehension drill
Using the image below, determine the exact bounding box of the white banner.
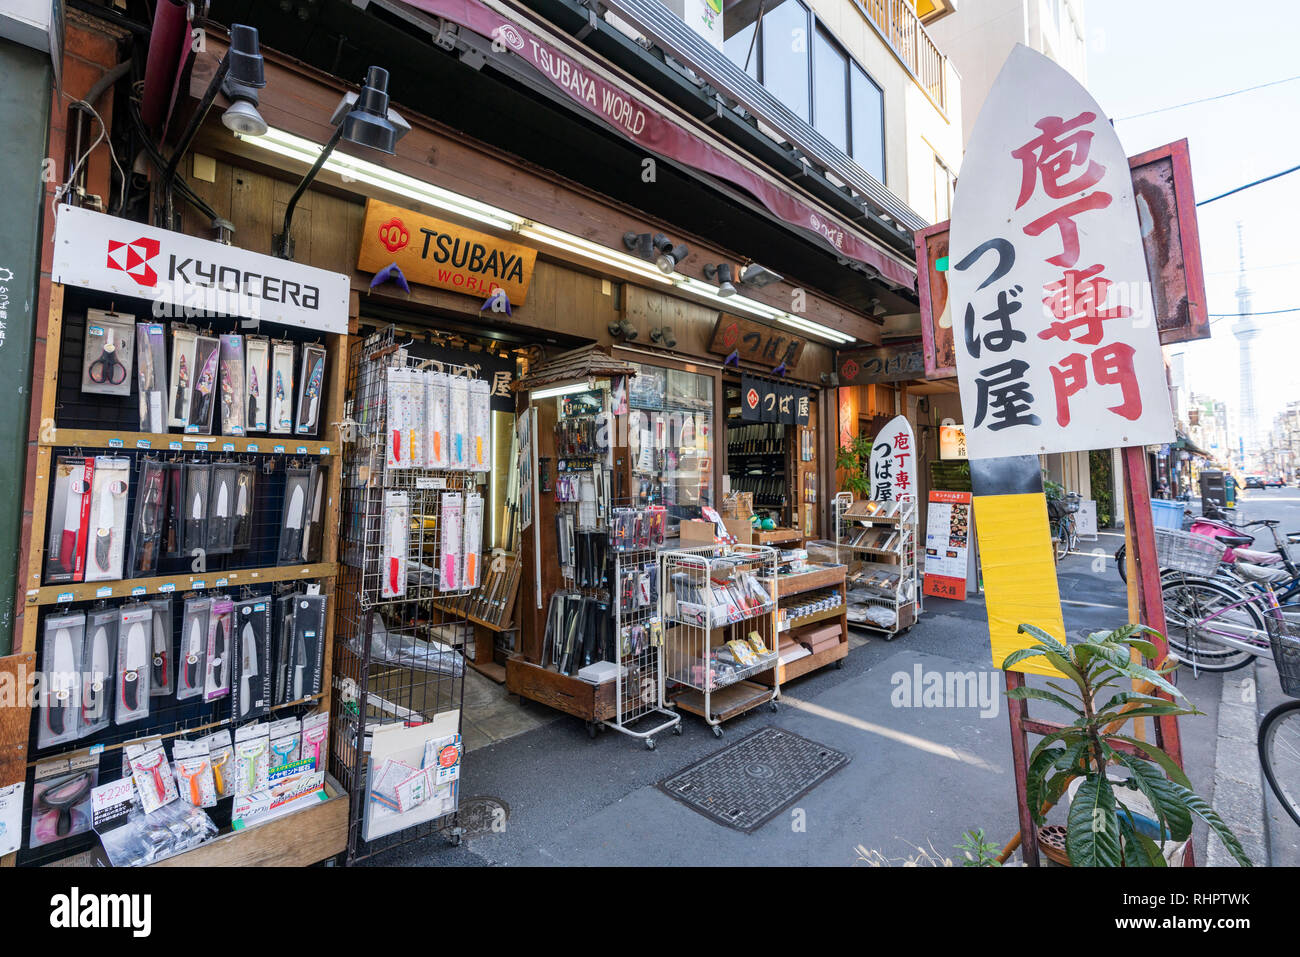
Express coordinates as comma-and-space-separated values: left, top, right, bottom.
947, 45, 1173, 459
869, 414, 916, 502
51, 206, 350, 334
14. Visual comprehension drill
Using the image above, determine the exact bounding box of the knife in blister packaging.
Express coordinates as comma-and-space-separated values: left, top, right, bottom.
83, 624, 110, 724
210, 613, 228, 691
48, 627, 77, 737
240, 621, 258, 716
183, 615, 204, 691
300, 356, 324, 432
292, 630, 308, 701
282, 484, 305, 561
150, 607, 168, 691
214, 477, 230, 546
57, 465, 86, 573
191, 345, 218, 429
120, 621, 148, 713
187, 480, 204, 548
303, 470, 324, 562
93, 482, 118, 574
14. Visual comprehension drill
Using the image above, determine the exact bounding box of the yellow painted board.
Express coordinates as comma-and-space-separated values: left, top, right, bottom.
973, 493, 1065, 678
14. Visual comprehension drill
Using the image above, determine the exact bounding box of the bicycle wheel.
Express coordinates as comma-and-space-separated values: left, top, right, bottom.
1160, 576, 1263, 673
1054, 521, 1070, 562
1259, 700, 1300, 828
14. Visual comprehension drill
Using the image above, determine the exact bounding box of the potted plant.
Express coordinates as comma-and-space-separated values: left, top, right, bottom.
836, 434, 874, 498
1006, 623, 1251, 867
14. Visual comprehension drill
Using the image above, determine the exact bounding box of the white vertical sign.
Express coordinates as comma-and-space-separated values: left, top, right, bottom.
869, 414, 917, 502
947, 45, 1173, 460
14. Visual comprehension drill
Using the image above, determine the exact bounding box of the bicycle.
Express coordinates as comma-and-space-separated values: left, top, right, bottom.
1257, 596, 1300, 828
1049, 491, 1080, 562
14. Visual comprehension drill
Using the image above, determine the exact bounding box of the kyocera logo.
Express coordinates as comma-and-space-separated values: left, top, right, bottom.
106, 237, 161, 287
377, 218, 410, 252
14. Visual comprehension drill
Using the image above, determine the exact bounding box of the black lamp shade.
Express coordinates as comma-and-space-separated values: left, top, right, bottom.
340, 66, 400, 154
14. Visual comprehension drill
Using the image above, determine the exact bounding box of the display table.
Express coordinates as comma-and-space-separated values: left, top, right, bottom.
756, 563, 848, 685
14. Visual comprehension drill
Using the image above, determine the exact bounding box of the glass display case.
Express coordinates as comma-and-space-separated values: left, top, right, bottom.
627, 362, 714, 534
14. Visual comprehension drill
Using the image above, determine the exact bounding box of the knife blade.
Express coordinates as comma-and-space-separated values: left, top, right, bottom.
292, 630, 307, 700
210, 612, 227, 691
388, 507, 404, 596
283, 484, 305, 562
48, 627, 76, 737
304, 470, 324, 562
120, 621, 147, 713
83, 624, 110, 724
276, 606, 292, 704
173, 354, 189, 422
57, 463, 86, 573
191, 344, 218, 429
215, 477, 230, 546
183, 614, 203, 691
240, 621, 258, 716
150, 607, 168, 691
93, 481, 118, 573
300, 356, 324, 432
247, 364, 260, 430
137, 470, 163, 573
274, 369, 290, 430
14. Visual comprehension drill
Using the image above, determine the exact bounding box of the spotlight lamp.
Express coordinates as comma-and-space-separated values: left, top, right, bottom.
649, 326, 678, 349
624, 231, 688, 274
739, 263, 783, 288
219, 24, 268, 135
608, 318, 638, 341
702, 263, 737, 297
276, 66, 409, 258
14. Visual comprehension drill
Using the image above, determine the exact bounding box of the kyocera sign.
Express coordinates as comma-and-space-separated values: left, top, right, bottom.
52, 206, 349, 333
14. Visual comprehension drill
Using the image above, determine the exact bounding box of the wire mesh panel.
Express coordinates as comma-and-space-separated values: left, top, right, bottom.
603, 504, 680, 745
1263, 600, 1300, 697
331, 326, 479, 864
661, 544, 779, 733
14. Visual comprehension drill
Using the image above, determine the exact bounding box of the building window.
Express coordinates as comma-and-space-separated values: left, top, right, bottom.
850, 64, 885, 183
724, 2, 887, 183
813, 28, 849, 153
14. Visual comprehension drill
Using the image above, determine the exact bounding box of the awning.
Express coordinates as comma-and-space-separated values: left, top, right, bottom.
1175, 434, 1213, 458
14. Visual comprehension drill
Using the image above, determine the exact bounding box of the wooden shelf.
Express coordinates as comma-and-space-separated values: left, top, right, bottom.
754, 527, 803, 546
777, 563, 846, 597
780, 605, 844, 631
41, 427, 336, 456
27, 562, 338, 607
671, 680, 773, 723
756, 638, 848, 686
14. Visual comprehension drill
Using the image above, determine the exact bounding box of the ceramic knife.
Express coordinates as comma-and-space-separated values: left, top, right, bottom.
299, 355, 324, 432
292, 630, 307, 700
210, 612, 228, 691
247, 365, 260, 430
214, 477, 230, 547
187, 476, 204, 549
47, 627, 77, 737
182, 614, 204, 691
173, 354, 189, 422
191, 345, 218, 429
93, 481, 118, 574
150, 607, 168, 692
235, 473, 250, 545
274, 370, 290, 430
388, 508, 404, 596
57, 464, 85, 573
304, 470, 324, 562
240, 621, 258, 716
282, 484, 305, 562
82, 623, 110, 724
120, 620, 147, 713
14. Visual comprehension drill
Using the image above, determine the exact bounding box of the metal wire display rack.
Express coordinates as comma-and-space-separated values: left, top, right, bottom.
331, 326, 478, 864
661, 543, 779, 737
602, 515, 681, 747
834, 492, 919, 638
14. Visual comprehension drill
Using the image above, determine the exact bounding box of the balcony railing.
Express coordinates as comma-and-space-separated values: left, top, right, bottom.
860, 0, 947, 111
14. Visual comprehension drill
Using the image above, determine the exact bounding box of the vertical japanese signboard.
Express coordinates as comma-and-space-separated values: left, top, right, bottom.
947, 45, 1174, 460
868, 415, 916, 503
923, 491, 972, 600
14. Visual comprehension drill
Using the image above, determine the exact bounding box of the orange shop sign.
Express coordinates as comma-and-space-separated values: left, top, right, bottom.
357, 198, 538, 305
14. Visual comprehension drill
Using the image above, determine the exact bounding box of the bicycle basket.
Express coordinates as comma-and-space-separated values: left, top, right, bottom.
1153, 528, 1222, 577
1046, 499, 1068, 521
1263, 606, 1300, 697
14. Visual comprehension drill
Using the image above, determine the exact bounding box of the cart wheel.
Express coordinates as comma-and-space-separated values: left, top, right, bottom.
672, 723, 683, 735
712, 725, 723, 738
646, 737, 656, 751
447, 831, 463, 847
769, 700, 779, 713
586, 721, 597, 740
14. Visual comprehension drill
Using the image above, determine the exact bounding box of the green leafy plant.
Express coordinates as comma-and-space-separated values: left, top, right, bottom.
955, 829, 1002, 867
836, 434, 874, 498
1006, 623, 1251, 867
1042, 469, 1066, 502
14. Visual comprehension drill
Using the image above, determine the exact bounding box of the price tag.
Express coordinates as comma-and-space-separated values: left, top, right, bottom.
108, 438, 123, 449
222, 443, 234, 452
296, 446, 308, 454
215, 577, 228, 587
136, 440, 151, 450
169, 441, 182, 451
196, 442, 209, 451
95, 586, 112, 598
273, 445, 285, 454
192, 579, 206, 589
57, 592, 73, 604
246, 443, 260, 453
159, 583, 175, 594
131, 586, 145, 597
320, 446, 331, 455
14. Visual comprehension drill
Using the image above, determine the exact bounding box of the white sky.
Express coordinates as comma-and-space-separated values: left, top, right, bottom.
1085, 0, 1300, 429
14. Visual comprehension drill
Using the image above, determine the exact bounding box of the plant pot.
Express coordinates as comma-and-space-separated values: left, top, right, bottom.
1064, 776, 1189, 866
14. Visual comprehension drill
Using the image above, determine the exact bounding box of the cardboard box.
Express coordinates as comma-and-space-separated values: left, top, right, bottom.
678, 516, 753, 546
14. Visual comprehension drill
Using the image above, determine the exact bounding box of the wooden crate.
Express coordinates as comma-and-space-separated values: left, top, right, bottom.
505, 655, 617, 721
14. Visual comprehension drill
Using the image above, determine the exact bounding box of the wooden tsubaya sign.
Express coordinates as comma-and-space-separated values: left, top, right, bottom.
358, 198, 538, 305
709, 314, 805, 370
837, 339, 925, 385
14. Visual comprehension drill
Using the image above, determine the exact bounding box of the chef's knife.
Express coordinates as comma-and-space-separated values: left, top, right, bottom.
93, 481, 118, 574
173, 354, 189, 422
248, 365, 260, 430
214, 477, 230, 547
191, 345, 218, 429
304, 469, 324, 562
137, 469, 163, 573
187, 476, 204, 550
240, 621, 258, 716
210, 612, 227, 691
83, 624, 110, 724
183, 614, 203, 691
150, 607, 168, 691
47, 628, 76, 737
282, 484, 305, 562
292, 630, 307, 701
234, 473, 250, 546
57, 465, 85, 573
120, 620, 147, 713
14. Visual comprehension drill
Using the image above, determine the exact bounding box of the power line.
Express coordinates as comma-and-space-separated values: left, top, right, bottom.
1115, 73, 1300, 121
1196, 164, 1300, 206
1210, 308, 1300, 317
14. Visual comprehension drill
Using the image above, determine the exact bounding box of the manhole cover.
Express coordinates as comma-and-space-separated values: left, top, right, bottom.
458, 795, 510, 837
659, 727, 849, 833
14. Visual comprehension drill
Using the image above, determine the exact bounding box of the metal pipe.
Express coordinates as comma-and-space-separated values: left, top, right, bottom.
276, 122, 346, 259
